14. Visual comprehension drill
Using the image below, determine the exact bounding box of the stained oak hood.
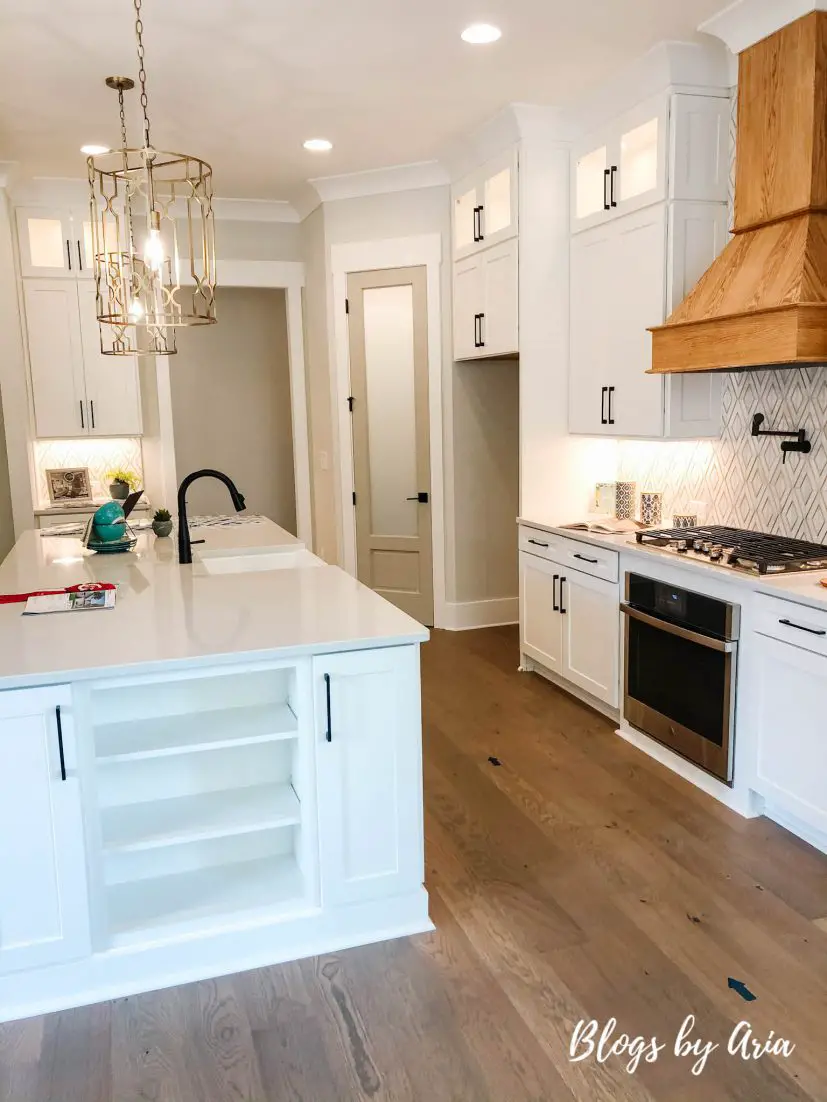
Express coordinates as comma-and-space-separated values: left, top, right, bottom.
650, 11, 827, 374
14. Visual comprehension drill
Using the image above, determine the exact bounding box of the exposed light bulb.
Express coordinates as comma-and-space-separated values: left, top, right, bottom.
143, 226, 165, 273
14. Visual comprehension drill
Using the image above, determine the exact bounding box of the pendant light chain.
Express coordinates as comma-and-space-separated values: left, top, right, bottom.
133, 0, 152, 150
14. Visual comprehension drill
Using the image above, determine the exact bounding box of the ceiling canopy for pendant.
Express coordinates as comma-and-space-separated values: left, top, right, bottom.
86, 0, 217, 356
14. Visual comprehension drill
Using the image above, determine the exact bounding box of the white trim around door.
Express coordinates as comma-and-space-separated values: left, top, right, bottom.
181, 258, 312, 548
330, 235, 446, 628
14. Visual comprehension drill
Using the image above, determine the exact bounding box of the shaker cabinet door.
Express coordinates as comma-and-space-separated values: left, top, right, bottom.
24, 279, 88, 438
314, 646, 424, 906
0, 686, 91, 975
78, 282, 143, 436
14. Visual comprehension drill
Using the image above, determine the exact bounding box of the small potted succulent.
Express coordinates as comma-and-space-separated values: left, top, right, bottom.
107, 468, 139, 501
152, 508, 173, 537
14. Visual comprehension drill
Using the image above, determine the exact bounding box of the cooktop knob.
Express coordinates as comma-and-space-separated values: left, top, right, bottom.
676, 539, 688, 553
692, 538, 704, 552
709, 545, 723, 561
702, 541, 713, 554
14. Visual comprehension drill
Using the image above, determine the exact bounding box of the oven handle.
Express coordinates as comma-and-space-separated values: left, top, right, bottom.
620, 603, 735, 653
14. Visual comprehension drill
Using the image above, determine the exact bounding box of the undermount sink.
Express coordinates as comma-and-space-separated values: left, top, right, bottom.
194, 546, 323, 575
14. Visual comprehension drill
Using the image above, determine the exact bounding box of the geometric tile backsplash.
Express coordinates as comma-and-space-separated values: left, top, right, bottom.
618, 366, 827, 543
32, 437, 144, 509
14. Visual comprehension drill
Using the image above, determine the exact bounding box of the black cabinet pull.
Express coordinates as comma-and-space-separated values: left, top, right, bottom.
77, 240, 83, 270
55, 705, 67, 782
560, 577, 567, 615
473, 313, 480, 348
608, 386, 615, 425
603, 168, 610, 211
472, 206, 478, 242
477, 204, 484, 241
323, 673, 332, 742
478, 312, 485, 348
779, 618, 827, 636
574, 553, 599, 564
66, 239, 72, 270
473, 205, 483, 242
90, 399, 95, 429
600, 386, 608, 425
527, 538, 548, 548
610, 165, 618, 207
79, 400, 85, 429
552, 573, 559, 612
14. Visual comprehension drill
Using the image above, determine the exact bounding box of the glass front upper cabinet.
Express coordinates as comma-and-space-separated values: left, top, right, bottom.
16, 207, 94, 279
452, 149, 518, 260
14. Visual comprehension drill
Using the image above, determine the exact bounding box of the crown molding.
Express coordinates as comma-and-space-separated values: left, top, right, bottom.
699, 0, 827, 54
438, 106, 522, 182
309, 160, 449, 204
210, 197, 299, 223
290, 182, 322, 222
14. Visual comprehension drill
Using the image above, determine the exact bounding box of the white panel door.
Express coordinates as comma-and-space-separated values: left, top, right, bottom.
24, 279, 88, 437
479, 148, 518, 249
571, 135, 610, 233
519, 553, 564, 675
480, 238, 518, 357
78, 282, 143, 435
608, 205, 667, 437
452, 176, 480, 260
559, 569, 619, 707
314, 646, 424, 906
569, 224, 613, 433
669, 94, 730, 203
614, 95, 669, 219
16, 206, 76, 278
753, 635, 827, 835
0, 686, 91, 975
453, 254, 483, 361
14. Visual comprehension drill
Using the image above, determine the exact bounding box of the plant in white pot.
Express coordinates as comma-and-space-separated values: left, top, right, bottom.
152, 508, 173, 537
107, 469, 139, 501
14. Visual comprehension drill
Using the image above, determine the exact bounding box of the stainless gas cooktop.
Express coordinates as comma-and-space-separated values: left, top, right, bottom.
635, 525, 827, 575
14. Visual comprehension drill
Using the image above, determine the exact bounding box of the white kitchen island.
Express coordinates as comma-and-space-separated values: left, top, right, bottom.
0, 519, 430, 1023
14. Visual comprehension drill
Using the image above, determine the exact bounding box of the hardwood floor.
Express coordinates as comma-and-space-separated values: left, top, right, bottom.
3, 625, 827, 1100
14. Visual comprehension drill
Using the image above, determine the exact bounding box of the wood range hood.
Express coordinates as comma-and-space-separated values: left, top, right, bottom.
650, 11, 827, 373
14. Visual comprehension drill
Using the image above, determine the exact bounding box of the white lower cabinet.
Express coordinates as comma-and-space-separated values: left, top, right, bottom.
0, 686, 90, 975
752, 631, 827, 837
314, 646, 424, 906
520, 547, 619, 709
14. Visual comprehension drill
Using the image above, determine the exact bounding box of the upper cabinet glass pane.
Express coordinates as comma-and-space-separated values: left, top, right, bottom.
27, 218, 65, 270
483, 168, 511, 237
620, 117, 659, 201
454, 188, 477, 251
575, 146, 608, 219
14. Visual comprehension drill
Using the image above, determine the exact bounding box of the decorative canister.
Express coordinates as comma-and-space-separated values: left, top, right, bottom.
640, 491, 663, 527
672, 513, 698, 529
594, 482, 616, 514
615, 481, 636, 520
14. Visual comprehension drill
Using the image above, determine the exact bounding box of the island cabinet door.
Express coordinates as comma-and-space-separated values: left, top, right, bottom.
0, 686, 91, 975
313, 646, 424, 907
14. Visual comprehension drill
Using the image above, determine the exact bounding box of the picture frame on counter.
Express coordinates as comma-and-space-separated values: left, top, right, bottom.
45, 467, 92, 505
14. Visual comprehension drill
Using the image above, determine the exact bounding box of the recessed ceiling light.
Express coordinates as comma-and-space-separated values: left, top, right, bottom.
80, 143, 110, 155
461, 23, 502, 44
303, 138, 333, 152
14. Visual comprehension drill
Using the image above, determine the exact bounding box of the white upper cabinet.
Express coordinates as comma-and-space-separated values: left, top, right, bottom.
452, 148, 518, 261
23, 279, 142, 438
452, 238, 518, 361
571, 93, 728, 232
0, 686, 91, 975
16, 206, 94, 279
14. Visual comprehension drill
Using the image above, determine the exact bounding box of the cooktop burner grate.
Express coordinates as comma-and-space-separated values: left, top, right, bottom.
635, 525, 827, 574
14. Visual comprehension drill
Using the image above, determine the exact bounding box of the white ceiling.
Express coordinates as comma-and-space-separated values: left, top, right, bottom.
0, 0, 725, 202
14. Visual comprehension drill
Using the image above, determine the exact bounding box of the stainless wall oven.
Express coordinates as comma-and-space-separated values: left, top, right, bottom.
621, 573, 739, 784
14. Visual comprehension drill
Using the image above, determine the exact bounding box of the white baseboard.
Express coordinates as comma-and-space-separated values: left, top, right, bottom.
441, 597, 518, 631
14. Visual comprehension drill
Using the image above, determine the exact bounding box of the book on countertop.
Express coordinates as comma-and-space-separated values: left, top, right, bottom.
561, 517, 645, 534
20, 583, 117, 615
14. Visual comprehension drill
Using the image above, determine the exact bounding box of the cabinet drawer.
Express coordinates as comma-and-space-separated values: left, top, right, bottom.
518, 527, 619, 583
754, 593, 827, 657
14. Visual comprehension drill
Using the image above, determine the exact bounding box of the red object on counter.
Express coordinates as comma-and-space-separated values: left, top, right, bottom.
0, 582, 116, 606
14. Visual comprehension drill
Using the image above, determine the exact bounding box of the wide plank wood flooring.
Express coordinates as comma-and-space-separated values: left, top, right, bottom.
3, 625, 827, 1100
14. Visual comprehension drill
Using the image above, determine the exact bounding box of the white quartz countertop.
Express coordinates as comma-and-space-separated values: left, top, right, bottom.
518, 516, 827, 612
0, 519, 428, 688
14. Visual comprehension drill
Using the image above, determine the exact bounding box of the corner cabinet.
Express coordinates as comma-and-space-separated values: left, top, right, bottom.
0, 686, 91, 975
313, 646, 424, 906
22, 279, 142, 438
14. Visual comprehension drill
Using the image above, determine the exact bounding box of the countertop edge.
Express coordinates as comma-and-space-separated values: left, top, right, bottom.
518, 517, 827, 614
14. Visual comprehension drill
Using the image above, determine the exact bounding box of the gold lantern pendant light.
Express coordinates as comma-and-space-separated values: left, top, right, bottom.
87, 0, 217, 356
